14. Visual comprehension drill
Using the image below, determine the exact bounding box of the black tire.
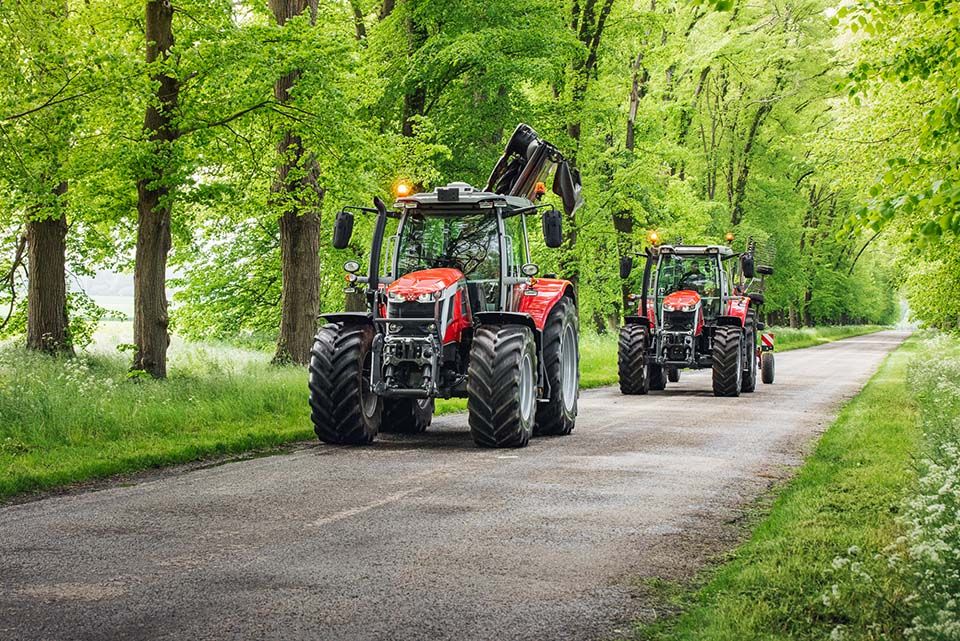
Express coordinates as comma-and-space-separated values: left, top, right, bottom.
309, 323, 381, 444
618, 324, 649, 395
712, 325, 743, 397
649, 363, 667, 390
761, 352, 775, 384
535, 298, 579, 436
667, 366, 680, 383
741, 314, 758, 393
467, 325, 537, 448
381, 398, 434, 434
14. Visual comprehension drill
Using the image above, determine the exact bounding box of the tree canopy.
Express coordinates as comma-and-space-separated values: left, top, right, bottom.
2, 0, 955, 363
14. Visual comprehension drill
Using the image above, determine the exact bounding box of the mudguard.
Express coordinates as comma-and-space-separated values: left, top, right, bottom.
623, 315, 651, 328
321, 312, 373, 325
475, 311, 538, 333
717, 296, 750, 327
516, 278, 575, 330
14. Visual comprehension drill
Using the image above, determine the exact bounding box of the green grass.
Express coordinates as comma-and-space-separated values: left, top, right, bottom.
632, 336, 920, 641
0, 323, 885, 501
0, 348, 314, 499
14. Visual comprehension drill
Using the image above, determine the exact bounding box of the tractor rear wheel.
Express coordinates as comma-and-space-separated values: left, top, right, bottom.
649, 364, 667, 391
741, 314, 758, 393
667, 366, 680, 383
712, 325, 743, 397
535, 298, 579, 436
467, 325, 537, 448
381, 398, 434, 434
761, 352, 776, 384
618, 325, 649, 395
309, 323, 381, 445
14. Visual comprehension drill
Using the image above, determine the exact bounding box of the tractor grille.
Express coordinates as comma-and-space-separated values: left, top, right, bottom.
387, 301, 435, 320
664, 311, 695, 332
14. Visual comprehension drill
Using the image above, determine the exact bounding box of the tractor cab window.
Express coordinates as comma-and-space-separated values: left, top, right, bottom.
502, 212, 529, 277
654, 254, 723, 317
396, 212, 501, 311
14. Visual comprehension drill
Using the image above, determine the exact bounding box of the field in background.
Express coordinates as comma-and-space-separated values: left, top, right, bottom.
1, 324, 884, 500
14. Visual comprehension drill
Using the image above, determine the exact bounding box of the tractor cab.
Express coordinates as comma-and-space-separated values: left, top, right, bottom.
650, 246, 734, 328
389, 183, 535, 316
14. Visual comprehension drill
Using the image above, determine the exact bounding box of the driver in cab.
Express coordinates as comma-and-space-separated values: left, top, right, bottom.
679, 260, 708, 294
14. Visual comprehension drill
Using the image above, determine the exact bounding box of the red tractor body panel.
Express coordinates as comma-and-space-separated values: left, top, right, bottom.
662, 290, 700, 309
516, 278, 574, 330
722, 296, 751, 326
386, 268, 464, 301
443, 288, 471, 343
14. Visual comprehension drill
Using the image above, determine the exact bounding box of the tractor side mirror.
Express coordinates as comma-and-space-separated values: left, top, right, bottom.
332, 210, 354, 249
757, 264, 774, 276
619, 256, 633, 279
741, 254, 755, 279
543, 209, 563, 248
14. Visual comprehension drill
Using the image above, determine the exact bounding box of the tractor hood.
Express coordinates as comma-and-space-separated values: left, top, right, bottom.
662, 290, 702, 312
386, 268, 464, 303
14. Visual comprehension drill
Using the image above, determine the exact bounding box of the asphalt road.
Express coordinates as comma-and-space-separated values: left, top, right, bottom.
0, 331, 908, 641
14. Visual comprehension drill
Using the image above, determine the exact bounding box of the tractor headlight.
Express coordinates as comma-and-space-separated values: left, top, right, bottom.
387, 291, 405, 303
417, 291, 443, 304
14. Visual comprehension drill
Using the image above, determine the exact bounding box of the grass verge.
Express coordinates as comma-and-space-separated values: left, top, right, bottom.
631, 336, 920, 640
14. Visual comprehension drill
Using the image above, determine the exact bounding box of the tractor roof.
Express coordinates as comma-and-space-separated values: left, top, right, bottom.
394, 182, 534, 213
655, 244, 735, 257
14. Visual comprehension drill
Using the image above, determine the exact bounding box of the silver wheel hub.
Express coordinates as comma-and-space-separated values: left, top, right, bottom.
560, 324, 578, 413
519, 352, 535, 423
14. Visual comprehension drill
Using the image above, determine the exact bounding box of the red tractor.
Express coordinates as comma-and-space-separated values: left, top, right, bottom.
617, 239, 775, 396
309, 125, 583, 447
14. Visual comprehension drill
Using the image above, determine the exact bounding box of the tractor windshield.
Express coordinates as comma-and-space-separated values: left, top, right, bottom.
396, 212, 503, 310
654, 254, 722, 317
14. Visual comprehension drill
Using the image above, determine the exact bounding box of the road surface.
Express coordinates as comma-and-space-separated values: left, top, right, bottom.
0, 331, 908, 641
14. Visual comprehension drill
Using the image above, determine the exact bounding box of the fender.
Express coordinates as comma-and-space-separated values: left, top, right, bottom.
623, 315, 651, 328
475, 311, 538, 334
516, 278, 575, 330
719, 296, 751, 327
321, 312, 373, 325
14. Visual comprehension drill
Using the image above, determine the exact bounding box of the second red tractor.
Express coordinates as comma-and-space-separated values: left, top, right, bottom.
618, 239, 775, 397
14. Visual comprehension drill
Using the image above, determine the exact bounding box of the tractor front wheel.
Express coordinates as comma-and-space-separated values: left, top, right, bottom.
535, 298, 579, 437
381, 398, 434, 434
761, 352, 776, 384
667, 366, 680, 383
467, 325, 537, 448
309, 323, 381, 445
712, 325, 743, 397
618, 325, 649, 395
649, 364, 667, 391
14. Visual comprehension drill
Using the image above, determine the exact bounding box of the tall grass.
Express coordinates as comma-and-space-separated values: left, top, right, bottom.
0, 347, 311, 498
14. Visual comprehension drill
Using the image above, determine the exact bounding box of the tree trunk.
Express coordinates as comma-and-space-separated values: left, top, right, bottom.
271, 0, 322, 366
26, 182, 72, 355
133, 0, 179, 378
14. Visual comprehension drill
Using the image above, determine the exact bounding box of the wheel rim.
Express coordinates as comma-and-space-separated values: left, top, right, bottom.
519, 352, 535, 423
735, 336, 743, 386
560, 323, 578, 412
361, 352, 378, 419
